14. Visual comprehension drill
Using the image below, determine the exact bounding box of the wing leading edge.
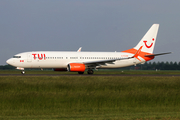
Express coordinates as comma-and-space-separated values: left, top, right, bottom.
82, 46, 143, 67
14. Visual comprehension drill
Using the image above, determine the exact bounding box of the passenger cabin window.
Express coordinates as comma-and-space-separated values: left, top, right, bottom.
13, 56, 21, 58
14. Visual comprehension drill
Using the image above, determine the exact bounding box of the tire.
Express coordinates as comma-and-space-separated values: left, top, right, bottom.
87, 70, 94, 74
78, 72, 84, 74
21, 71, 25, 74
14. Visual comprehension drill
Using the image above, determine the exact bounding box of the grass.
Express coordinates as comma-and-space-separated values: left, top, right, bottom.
1, 69, 180, 75
0, 74, 180, 119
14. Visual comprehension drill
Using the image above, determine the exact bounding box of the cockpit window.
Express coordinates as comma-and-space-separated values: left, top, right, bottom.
13, 56, 21, 58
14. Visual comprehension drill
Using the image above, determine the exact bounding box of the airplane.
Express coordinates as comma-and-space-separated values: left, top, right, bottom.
6, 24, 171, 74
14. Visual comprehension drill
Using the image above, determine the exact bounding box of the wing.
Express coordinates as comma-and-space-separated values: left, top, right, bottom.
83, 58, 128, 66
82, 46, 143, 68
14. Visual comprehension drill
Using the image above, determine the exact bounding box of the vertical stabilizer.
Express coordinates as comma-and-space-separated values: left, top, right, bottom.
134, 24, 159, 54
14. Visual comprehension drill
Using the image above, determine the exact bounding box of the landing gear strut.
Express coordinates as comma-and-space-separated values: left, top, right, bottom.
21, 71, 25, 74
87, 69, 94, 74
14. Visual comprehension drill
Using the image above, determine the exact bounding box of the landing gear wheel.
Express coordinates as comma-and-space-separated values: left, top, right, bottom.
78, 72, 84, 74
21, 71, 25, 74
87, 69, 94, 74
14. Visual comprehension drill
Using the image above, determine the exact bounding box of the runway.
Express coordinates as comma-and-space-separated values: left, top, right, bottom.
0, 74, 179, 77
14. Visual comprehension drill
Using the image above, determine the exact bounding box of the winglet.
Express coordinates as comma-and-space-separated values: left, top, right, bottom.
132, 46, 143, 61
77, 47, 82, 52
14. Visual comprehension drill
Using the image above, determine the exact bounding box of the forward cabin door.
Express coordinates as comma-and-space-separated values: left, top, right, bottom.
27, 54, 32, 62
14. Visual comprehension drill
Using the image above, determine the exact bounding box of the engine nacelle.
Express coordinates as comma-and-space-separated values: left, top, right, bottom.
53, 68, 67, 71
67, 63, 86, 72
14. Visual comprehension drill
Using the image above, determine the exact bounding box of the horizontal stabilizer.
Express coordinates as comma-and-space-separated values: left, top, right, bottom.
145, 52, 172, 57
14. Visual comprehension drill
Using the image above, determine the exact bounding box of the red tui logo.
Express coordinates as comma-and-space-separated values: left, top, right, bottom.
143, 38, 154, 48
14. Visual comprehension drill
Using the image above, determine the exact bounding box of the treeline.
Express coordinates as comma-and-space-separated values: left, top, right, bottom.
131, 61, 180, 70
0, 65, 15, 70
1, 61, 180, 70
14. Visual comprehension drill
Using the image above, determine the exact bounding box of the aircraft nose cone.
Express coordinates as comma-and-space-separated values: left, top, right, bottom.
6, 58, 13, 65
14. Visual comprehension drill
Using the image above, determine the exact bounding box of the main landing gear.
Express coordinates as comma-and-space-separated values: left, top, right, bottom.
87, 69, 94, 74
78, 69, 94, 75
78, 72, 84, 74
21, 71, 25, 74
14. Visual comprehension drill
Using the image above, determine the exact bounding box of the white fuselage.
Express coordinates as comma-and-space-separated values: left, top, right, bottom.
6, 51, 144, 69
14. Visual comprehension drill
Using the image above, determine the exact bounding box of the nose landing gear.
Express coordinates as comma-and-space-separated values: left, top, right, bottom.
21, 71, 25, 74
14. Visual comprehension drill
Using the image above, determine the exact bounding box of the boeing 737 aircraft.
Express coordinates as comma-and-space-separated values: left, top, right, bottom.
6, 24, 171, 74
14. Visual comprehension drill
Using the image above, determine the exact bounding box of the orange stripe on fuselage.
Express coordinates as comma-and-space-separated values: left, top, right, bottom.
122, 48, 154, 61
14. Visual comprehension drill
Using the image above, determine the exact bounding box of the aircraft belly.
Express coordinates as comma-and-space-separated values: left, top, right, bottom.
25, 60, 67, 68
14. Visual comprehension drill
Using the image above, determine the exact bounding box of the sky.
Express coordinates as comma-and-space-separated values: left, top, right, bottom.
0, 0, 180, 65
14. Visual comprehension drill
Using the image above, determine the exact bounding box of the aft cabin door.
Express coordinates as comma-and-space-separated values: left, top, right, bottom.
27, 54, 32, 62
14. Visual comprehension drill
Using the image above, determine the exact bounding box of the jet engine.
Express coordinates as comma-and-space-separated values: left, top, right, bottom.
67, 63, 86, 72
